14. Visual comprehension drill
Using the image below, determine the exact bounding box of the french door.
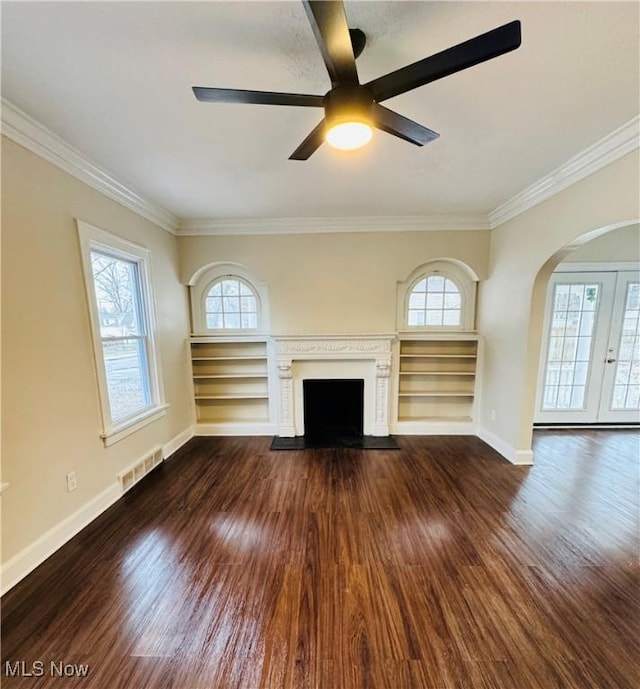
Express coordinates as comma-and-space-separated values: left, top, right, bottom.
536, 270, 640, 424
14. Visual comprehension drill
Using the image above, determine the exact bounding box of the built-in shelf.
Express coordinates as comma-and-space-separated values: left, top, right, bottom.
398, 415, 473, 423
397, 335, 478, 424
192, 355, 268, 361
399, 354, 477, 358
195, 394, 270, 400
398, 371, 476, 376
398, 392, 475, 397
192, 373, 268, 379
190, 338, 270, 425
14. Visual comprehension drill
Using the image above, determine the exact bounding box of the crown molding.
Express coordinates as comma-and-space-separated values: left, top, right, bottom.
2, 97, 636, 237
1, 98, 179, 234
489, 115, 640, 228
177, 214, 490, 236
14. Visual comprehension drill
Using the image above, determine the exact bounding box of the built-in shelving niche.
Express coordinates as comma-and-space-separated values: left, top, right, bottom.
395, 334, 479, 432
190, 337, 271, 431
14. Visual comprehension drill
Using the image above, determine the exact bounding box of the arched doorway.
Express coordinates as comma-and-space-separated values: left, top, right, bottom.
522, 222, 639, 447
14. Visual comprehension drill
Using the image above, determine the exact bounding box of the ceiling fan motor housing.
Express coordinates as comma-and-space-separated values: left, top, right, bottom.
324, 85, 373, 127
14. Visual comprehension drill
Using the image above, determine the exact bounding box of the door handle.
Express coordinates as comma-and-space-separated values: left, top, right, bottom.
606, 358, 616, 363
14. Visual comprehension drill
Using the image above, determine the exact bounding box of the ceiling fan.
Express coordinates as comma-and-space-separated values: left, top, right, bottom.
192, 1, 521, 160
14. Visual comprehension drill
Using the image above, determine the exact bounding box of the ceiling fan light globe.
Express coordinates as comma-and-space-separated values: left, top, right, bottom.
326, 122, 373, 151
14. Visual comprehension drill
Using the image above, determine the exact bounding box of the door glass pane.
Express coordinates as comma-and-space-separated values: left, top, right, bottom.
542, 283, 600, 410
610, 283, 640, 411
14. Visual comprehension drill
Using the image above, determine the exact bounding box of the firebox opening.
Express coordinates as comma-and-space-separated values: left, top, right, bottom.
303, 379, 364, 447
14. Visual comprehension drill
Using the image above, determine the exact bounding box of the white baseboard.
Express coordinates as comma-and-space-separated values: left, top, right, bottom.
1, 482, 121, 596
193, 422, 278, 436
476, 426, 534, 465
1, 430, 194, 597
391, 420, 477, 435
162, 427, 194, 460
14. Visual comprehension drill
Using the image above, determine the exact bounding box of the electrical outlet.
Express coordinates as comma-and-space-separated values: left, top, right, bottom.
66, 471, 77, 492
490, 409, 497, 422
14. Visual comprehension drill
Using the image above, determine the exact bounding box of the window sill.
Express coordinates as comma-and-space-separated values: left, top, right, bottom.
100, 404, 169, 447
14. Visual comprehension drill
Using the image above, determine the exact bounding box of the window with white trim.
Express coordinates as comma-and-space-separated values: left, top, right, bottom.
78, 221, 166, 445
408, 275, 462, 327
397, 260, 478, 331
205, 277, 259, 330
189, 263, 269, 335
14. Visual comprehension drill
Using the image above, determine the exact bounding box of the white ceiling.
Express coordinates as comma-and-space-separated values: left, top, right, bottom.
2, 1, 638, 222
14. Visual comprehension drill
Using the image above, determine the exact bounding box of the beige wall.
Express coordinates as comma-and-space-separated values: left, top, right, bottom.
563, 223, 640, 263
179, 230, 490, 335
477, 149, 640, 456
1, 137, 193, 565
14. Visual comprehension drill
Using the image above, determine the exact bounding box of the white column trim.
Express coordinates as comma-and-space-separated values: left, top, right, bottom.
277, 361, 296, 437
374, 361, 392, 436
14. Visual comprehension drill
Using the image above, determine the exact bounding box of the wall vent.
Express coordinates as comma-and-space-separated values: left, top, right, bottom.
116, 446, 163, 493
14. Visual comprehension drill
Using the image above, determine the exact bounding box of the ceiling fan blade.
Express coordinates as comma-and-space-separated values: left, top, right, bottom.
366, 20, 521, 102
289, 119, 327, 160
192, 86, 324, 107
371, 103, 439, 146
303, 1, 359, 86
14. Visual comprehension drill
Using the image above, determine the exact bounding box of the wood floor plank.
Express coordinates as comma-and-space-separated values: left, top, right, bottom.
2, 430, 638, 688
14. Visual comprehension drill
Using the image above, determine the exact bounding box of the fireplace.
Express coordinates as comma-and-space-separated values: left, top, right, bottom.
270, 335, 399, 450
303, 379, 364, 447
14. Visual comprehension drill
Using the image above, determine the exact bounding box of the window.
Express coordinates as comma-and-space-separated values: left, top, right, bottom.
205, 278, 258, 330
408, 276, 462, 327
397, 260, 478, 331
78, 221, 166, 445
189, 263, 269, 335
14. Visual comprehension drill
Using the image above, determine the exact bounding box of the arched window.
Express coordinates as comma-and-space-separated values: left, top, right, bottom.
188, 263, 269, 335
408, 275, 462, 327
397, 260, 478, 331
205, 277, 258, 330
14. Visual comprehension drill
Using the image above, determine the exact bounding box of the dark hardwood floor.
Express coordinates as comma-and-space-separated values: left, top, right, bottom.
2, 431, 638, 688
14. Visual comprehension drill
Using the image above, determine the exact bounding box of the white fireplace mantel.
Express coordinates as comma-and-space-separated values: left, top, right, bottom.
273, 335, 395, 438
